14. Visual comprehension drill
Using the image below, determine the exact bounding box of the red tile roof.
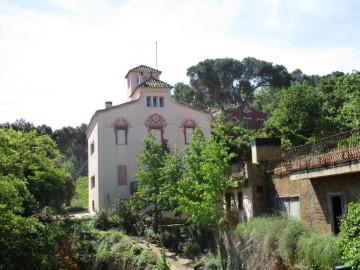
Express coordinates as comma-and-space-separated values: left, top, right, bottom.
125, 65, 161, 78
137, 77, 172, 89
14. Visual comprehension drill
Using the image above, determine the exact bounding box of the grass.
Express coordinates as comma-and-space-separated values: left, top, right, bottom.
236, 215, 340, 270
66, 176, 88, 213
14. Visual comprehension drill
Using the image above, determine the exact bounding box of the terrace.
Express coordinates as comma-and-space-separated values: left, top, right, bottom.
266, 127, 360, 178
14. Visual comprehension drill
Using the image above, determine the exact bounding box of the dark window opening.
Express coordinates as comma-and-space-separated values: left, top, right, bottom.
331, 195, 343, 234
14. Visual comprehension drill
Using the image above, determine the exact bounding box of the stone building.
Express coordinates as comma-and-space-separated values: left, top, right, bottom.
226, 130, 360, 234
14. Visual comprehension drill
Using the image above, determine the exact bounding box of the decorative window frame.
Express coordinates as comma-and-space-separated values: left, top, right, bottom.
145, 114, 167, 144
180, 118, 198, 144
112, 117, 131, 145
243, 117, 251, 129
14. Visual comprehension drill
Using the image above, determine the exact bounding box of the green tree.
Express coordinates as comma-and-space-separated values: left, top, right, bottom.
0, 129, 71, 269
339, 198, 360, 269
181, 57, 291, 111
211, 115, 255, 164
173, 82, 209, 111
264, 81, 325, 147
53, 124, 88, 205
176, 129, 234, 228
331, 72, 360, 130
0, 129, 70, 212
135, 131, 168, 231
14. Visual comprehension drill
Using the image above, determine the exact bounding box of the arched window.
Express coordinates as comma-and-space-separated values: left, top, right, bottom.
145, 114, 167, 144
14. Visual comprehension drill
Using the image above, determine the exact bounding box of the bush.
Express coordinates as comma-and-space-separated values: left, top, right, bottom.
339, 198, 360, 269
93, 209, 111, 230
69, 176, 88, 211
201, 251, 222, 270
236, 215, 340, 270
297, 232, 339, 269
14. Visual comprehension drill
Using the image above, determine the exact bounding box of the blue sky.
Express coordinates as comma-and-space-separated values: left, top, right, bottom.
1, 0, 359, 129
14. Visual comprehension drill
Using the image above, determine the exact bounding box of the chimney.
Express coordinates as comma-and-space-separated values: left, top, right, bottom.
105, 101, 112, 109
251, 138, 282, 163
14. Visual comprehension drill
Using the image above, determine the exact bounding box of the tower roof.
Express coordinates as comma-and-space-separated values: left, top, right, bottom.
136, 77, 172, 90
125, 65, 161, 78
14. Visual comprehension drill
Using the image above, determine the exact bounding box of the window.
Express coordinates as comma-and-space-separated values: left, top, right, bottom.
91, 176, 95, 189
243, 117, 251, 129
127, 79, 130, 88
90, 141, 95, 155
130, 181, 138, 195
116, 128, 127, 145
225, 193, 235, 210
180, 118, 197, 145
237, 192, 243, 209
257, 118, 265, 129
92, 200, 95, 211
185, 128, 194, 144
136, 76, 141, 84
117, 165, 127, 185
279, 197, 300, 220
151, 129, 162, 144
153, 97, 158, 107
159, 97, 164, 107
145, 96, 164, 107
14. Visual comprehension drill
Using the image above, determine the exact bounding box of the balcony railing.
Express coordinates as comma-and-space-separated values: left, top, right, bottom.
266, 127, 360, 175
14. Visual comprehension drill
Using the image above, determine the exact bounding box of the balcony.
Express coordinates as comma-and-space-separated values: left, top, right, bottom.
266, 127, 360, 176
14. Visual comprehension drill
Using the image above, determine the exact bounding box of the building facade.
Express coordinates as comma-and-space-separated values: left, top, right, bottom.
86, 65, 212, 212
224, 101, 268, 130
226, 130, 360, 234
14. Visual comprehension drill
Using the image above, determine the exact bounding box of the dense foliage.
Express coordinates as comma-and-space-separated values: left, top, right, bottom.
211, 115, 255, 164
339, 198, 360, 269
0, 129, 71, 269
236, 216, 340, 270
176, 129, 234, 228
174, 57, 291, 111
136, 129, 234, 230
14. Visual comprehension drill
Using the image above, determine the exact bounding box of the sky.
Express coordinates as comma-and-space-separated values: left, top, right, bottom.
1, 0, 360, 130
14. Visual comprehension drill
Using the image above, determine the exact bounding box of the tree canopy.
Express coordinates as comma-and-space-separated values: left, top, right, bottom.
0, 129, 71, 268
173, 57, 291, 111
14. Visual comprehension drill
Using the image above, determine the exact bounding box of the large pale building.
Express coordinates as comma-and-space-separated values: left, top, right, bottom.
86, 65, 212, 212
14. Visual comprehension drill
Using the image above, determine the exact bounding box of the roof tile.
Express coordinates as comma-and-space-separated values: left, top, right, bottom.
137, 77, 172, 89
125, 65, 161, 78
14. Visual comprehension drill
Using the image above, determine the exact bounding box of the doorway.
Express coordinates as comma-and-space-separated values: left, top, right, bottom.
330, 195, 344, 234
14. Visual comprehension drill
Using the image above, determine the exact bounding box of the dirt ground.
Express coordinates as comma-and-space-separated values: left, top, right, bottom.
133, 237, 194, 270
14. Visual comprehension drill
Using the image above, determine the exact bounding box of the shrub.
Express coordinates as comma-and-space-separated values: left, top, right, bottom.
109, 196, 138, 234
92, 209, 111, 230
236, 215, 340, 270
339, 198, 360, 269
297, 232, 339, 269
201, 251, 222, 270
277, 219, 311, 264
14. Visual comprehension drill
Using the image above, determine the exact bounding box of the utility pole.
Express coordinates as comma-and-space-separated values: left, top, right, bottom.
155, 41, 158, 69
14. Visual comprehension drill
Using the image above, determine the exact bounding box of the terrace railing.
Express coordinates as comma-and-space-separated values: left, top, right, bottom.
266, 127, 360, 175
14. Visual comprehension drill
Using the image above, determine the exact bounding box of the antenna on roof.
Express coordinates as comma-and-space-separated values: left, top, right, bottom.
155, 41, 158, 69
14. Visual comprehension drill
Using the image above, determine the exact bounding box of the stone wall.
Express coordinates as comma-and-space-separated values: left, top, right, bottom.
270, 172, 360, 233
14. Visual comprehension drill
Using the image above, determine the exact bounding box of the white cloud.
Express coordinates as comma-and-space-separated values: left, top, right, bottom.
0, 0, 359, 129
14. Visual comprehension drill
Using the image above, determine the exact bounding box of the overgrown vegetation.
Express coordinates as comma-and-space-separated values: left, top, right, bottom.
339, 197, 360, 270
236, 215, 340, 270
66, 175, 88, 212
